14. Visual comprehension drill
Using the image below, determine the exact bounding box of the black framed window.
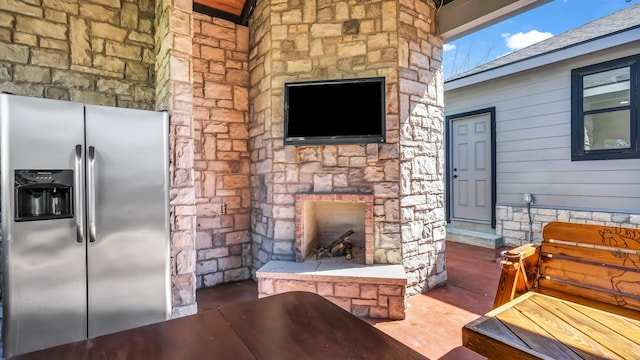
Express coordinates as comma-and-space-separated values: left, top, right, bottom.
571, 54, 639, 160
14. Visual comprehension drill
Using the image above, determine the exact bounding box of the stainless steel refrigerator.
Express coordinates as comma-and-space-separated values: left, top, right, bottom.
0, 94, 171, 356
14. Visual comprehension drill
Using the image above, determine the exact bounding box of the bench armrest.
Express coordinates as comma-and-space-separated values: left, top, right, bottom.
493, 244, 540, 308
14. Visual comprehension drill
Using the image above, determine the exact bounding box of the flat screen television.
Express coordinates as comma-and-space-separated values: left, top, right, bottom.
284, 77, 386, 146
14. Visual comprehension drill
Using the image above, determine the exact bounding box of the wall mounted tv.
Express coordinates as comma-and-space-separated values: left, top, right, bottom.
284, 77, 386, 146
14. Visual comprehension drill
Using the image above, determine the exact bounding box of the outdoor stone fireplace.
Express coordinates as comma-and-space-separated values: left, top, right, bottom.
250, 0, 447, 320
258, 192, 407, 319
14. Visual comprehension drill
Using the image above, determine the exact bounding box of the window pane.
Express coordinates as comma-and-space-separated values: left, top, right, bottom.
583, 67, 630, 112
583, 110, 630, 150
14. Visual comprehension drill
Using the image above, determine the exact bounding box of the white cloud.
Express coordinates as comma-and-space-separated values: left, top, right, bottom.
443, 43, 456, 52
501, 30, 553, 51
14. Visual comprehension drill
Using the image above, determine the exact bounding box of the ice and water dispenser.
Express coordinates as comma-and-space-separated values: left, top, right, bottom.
14, 170, 73, 221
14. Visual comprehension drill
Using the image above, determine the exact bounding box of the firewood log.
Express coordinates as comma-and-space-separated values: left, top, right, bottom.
328, 230, 354, 248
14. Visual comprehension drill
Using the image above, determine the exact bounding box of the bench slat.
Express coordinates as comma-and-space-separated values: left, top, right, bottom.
462, 318, 543, 360
517, 295, 622, 359
494, 302, 583, 359
543, 222, 640, 251
539, 256, 640, 299
541, 242, 640, 270
530, 294, 640, 359
536, 287, 640, 320
538, 278, 640, 312
559, 299, 640, 345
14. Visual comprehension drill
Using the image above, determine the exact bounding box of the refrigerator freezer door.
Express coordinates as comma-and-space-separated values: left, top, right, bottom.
84, 105, 170, 338
1, 94, 88, 356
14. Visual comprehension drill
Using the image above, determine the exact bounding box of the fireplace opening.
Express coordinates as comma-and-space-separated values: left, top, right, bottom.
295, 194, 374, 264
306, 201, 365, 263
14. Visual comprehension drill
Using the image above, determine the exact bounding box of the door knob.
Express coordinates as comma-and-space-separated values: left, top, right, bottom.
453, 168, 457, 171
453, 175, 458, 179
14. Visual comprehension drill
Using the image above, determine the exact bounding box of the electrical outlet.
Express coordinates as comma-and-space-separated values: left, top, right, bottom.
523, 193, 533, 205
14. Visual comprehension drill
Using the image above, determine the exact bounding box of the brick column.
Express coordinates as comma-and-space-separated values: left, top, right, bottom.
155, 0, 198, 318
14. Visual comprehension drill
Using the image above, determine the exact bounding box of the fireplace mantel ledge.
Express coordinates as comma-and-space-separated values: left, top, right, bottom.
256, 260, 406, 284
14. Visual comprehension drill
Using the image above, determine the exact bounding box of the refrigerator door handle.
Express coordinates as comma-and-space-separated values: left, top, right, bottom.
88, 146, 97, 243
74, 144, 85, 243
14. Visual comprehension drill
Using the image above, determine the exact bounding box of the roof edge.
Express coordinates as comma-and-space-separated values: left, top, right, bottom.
445, 25, 640, 91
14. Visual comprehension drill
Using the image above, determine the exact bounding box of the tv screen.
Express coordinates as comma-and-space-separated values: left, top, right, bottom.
284, 77, 386, 146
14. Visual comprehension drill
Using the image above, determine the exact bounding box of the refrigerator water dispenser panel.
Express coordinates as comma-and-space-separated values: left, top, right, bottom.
15, 169, 73, 221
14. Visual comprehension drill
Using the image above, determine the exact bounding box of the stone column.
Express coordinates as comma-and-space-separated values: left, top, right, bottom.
247, 0, 447, 296
155, 0, 198, 317
397, 0, 447, 295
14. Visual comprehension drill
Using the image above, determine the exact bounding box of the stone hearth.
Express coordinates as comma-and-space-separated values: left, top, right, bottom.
257, 261, 407, 319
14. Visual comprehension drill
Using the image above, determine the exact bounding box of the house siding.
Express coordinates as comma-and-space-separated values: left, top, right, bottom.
445, 43, 640, 245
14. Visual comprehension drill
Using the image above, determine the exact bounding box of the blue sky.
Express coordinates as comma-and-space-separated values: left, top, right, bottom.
443, 0, 640, 79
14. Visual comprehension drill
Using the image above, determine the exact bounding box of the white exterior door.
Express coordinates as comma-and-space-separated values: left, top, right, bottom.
451, 113, 492, 222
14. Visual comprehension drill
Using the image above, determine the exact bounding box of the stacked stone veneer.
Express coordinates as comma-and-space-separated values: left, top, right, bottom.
0, 0, 155, 108
0, 0, 199, 317
192, 13, 252, 288
496, 205, 640, 246
248, 0, 446, 295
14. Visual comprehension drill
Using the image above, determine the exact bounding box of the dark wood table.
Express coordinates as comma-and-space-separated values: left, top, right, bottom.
463, 292, 640, 360
8, 291, 427, 360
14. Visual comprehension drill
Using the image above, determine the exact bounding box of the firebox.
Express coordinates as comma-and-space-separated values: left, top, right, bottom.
295, 193, 374, 264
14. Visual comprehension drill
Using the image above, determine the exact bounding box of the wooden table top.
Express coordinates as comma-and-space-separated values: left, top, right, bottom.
463, 292, 640, 360
219, 291, 426, 360
8, 291, 427, 360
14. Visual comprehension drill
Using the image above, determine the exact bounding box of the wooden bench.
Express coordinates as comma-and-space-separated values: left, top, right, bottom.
463, 221, 640, 359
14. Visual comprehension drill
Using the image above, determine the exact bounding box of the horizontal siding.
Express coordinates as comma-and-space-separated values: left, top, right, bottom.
499, 111, 568, 132
500, 169, 640, 184
498, 147, 567, 162
498, 157, 640, 172
445, 43, 640, 213
498, 123, 567, 142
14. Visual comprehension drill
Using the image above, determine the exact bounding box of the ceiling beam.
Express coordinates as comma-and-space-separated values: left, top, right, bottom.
438, 0, 552, 41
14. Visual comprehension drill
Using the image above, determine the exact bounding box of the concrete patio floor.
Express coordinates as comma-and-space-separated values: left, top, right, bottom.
196, 241, 508, 359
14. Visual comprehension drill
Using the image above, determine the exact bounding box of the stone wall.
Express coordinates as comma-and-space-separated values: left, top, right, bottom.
0, 0, 155, 109
496, 205, 640, 246
192, 13, 252, 288
248, 0, 446, 295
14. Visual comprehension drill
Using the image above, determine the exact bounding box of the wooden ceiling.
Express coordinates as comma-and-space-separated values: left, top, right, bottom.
193, 0, 453, 26
194, 0, 257, 25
